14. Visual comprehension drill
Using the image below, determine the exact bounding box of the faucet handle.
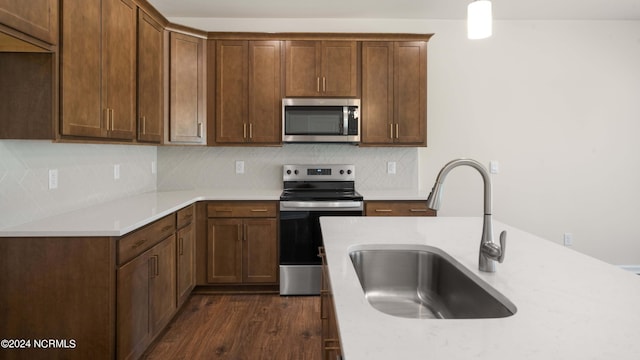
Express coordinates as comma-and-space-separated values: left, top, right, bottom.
497, 230, 507, 263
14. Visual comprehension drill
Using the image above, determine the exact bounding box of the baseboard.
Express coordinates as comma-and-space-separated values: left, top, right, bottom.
618, 265, 640, 274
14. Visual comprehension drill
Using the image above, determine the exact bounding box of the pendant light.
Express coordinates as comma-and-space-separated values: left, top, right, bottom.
467, 0, 493, 39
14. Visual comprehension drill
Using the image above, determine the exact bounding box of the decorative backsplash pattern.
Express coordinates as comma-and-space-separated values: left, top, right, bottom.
157, 144, 418, 193
0, 141, 156, 229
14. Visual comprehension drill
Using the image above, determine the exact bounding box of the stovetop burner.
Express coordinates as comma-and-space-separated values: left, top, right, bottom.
280, 164, 362, 202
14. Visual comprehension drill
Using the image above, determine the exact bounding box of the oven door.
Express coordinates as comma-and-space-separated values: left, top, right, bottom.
279, 201, 362, 295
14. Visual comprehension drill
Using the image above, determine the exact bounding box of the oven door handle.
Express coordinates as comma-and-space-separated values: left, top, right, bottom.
280, 201, 363, 211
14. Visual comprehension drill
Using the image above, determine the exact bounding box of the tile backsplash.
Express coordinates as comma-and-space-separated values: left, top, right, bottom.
0, 141, 156, 229
158, 144, 418, 193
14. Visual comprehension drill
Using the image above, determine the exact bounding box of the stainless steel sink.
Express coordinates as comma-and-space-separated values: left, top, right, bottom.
349, 245, 517, 319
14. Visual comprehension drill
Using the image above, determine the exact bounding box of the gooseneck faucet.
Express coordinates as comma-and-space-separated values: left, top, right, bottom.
426, 158, 506, 272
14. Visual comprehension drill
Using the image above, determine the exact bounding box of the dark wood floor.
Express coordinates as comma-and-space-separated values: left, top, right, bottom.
142, 294, 322, 360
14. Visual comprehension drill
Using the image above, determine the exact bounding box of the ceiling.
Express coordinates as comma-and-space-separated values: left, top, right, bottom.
147, 0, 640, 21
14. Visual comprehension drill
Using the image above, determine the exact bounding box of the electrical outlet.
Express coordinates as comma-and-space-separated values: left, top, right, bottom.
151, 161, 157, 174
387, 161, 396, 174
563, 233, 573, 246
235, 160, 245, 174
48, 169, 58, 190
490, 161, 500, 174
114, 164, 120, 180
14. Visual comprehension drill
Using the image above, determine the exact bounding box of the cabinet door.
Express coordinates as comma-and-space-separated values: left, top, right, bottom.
60, 0, 103, 138
248, 40, 281, 144
321, 41, 358, 97
117, 250, 151, 360
0, 0, 58, 44
137, 10, 164, 143
394, 41, 426, 145
102, 0, 136, 140
361, 42, 394, 144
207, 219, 242, 283
284, 40, 320, 97
170, 32, 206, 144
243, 218, 278, 283
177, 223, 195, 307
215, 40, 248, 143
149, 235, 176, 335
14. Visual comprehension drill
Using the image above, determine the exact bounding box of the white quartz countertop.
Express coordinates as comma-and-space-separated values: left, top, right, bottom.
320, 216, 640, 360
0, 189, 281, 237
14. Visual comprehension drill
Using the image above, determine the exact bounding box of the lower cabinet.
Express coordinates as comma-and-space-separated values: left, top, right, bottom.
117, 234, 176, 360
206, 201, 278, 285
176, 204, 196, 307
320, 247, 342, 360
365, 200, 437, 217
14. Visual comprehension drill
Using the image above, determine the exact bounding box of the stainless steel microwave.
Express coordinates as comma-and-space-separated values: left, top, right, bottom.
282, 98, 360, 143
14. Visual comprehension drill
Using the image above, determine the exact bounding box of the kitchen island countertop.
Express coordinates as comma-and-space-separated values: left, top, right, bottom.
320, 216, 640, 360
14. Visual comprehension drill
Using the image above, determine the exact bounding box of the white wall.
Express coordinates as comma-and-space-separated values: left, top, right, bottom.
0, 141, 156, 229
167, 17, 640, 265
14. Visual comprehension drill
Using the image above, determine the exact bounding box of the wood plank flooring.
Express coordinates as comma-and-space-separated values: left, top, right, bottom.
142, 294, 321, 360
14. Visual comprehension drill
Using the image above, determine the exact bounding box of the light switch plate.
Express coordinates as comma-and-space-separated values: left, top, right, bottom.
490, 161, 499, 174
114, 164, 120, 180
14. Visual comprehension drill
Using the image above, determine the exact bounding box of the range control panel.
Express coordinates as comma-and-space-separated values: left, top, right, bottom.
283, 164, 355, 181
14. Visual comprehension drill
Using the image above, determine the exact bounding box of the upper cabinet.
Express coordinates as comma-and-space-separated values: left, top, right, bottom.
137, 10, 164, 143
60, 0, 137, 140
285, 40, 359, 98
168, 32, 206, 144
213, 39, 281, 145
0, 0, 58, 45
361, 41, 427, 146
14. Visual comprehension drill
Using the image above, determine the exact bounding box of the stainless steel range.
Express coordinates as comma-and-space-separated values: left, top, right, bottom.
279, 164, 363, 295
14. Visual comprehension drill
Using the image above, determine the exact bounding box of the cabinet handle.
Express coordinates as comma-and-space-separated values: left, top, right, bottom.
197, 122, 203, 138
249, 123, 253, 139
322, 77, 326, 92
179, 237, 184, 255
410, 208, 428, 212
103, 108, 109, 130
395, 123, 399, 139
243, 123, 247, 139
108, 109, 114, 131
154, 255, 159, 276
132, 239, 147, 249
250, 209, 268, 212
243, 223, 248, 241
316, 77, 321, 93
149, 255, 157, 278
375, 209, 393, 213
389, 124, 393, 139
141, 116, 146, 134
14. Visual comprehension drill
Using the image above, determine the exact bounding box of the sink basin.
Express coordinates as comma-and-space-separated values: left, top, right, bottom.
349, 245, 517, 319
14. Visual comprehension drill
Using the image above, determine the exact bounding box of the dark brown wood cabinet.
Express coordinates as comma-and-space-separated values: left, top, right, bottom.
60, 0, 137, 140
116, 214, 177, 360
365, 200, 436, 216
285, 40, 359, 97
176, 205, 196, 307
361, 41, 427, 146
169, 31, 206, 144
137, 9, 164, 143
206, 201, 278, 284
0, 0, 58, 44
320, 247, 342, 360
214, 40, 281, 145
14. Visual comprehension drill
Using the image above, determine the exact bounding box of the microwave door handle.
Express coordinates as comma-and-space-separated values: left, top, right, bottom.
343, 106, 349, 135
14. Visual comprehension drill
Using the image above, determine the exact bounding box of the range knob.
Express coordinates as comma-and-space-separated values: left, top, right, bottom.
294, 170, 299, 175
286, 169, 292, 175
339, 170, 345, 175
347, 169, 352, 175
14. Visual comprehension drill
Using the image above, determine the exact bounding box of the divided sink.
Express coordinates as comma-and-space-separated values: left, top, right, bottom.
349, 245, 517, 319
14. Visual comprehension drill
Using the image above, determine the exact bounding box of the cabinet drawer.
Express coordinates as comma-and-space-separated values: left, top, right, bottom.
365, 201, 436, 217
207, 201, 277, 218
176, 204, 195, 229
118, 215, 176, 265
